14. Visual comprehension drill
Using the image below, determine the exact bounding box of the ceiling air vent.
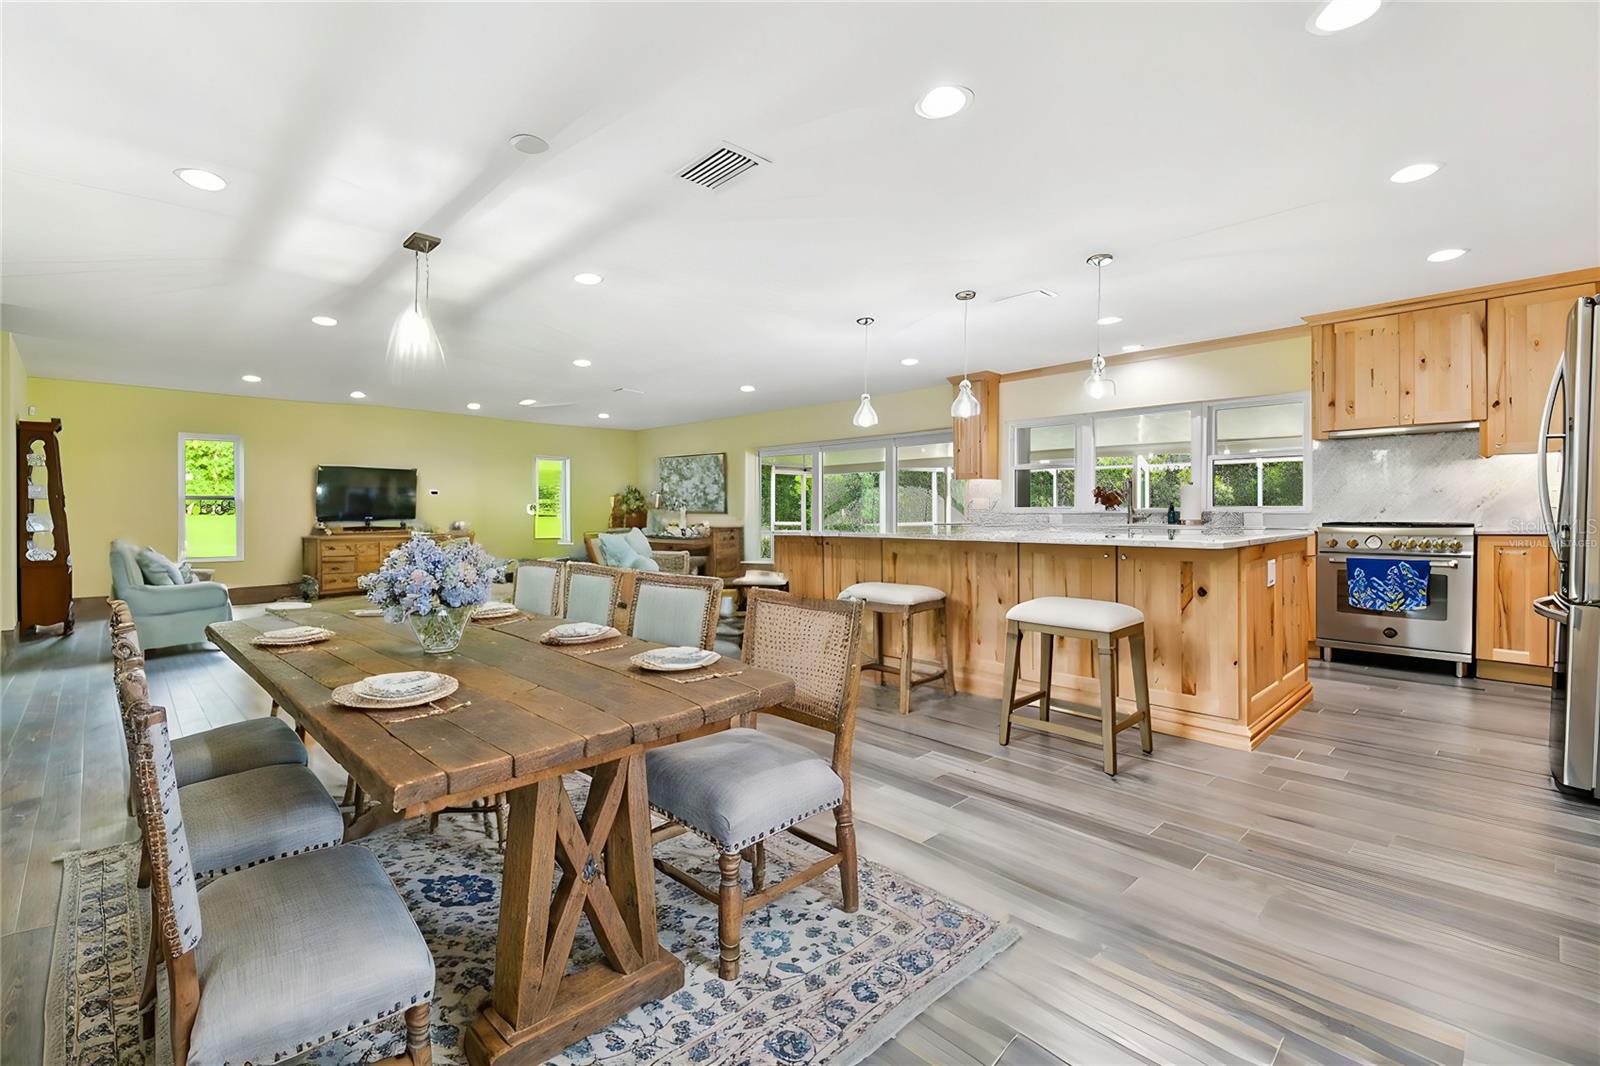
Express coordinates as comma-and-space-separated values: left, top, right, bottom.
679, 143, 767, 190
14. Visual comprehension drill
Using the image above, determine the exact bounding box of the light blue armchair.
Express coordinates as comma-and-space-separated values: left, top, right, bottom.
109, 539, 233, 649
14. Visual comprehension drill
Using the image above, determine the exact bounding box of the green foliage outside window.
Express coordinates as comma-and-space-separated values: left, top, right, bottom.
182, 437, 239, 559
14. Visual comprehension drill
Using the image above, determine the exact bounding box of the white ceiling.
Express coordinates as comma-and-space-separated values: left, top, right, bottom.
3, 2, 1596, 430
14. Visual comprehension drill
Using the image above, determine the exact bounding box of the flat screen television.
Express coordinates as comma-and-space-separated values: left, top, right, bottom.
315, 465, 418, 524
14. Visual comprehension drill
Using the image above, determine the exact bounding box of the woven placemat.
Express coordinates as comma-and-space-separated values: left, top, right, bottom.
331, 675, 460, 709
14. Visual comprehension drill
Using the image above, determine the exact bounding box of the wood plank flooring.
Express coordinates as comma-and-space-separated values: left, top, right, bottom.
2, 613, 1597, 1065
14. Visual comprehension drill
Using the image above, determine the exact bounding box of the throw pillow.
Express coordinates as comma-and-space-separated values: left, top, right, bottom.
596, 532, 661, 571
136, 547, 183, 586
623, 527, 656, 558
178, 561, 197, 584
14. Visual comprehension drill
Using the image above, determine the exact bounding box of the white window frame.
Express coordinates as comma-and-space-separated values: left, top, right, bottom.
1003, 391, 1312, 515
533, 455, 572, 545
1205, 392, 1312, 513
177, 433, 244, 563
755, 428, 957, 556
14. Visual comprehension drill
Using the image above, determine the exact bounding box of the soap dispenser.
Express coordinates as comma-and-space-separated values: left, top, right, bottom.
1166, 501, 1179, 525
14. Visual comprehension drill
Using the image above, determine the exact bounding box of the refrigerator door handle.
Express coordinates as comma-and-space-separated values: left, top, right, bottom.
1533, 594, 1570, 624
1537, 361, 1565, 561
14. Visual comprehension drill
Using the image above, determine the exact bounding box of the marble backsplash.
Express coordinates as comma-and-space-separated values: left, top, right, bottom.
1310, 429, 1546, 534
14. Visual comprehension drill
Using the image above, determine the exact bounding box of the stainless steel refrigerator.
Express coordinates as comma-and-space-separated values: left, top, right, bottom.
1539, 295, 1600, 798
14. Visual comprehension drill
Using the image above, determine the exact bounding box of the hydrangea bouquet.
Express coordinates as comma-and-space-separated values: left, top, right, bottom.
358, 533, 505, 652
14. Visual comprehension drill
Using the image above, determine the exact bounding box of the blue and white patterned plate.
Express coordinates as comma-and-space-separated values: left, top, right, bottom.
630, 646, 720, 672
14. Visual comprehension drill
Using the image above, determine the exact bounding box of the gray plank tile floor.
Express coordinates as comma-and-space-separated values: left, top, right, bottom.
3, 612, 1597, 1065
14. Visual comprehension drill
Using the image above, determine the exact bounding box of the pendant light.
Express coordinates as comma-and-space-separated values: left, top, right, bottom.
1083, 253, 1116, 400
950, 290, 980, 419
387, 232, 445, 382
852, 316, 880, 428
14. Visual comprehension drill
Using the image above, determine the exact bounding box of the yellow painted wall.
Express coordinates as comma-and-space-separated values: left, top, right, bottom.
25, 378, 639, 596
635, 385, 952, 556
1, 334, 28, 633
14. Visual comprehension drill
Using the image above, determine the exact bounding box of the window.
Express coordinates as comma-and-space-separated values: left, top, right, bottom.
1208, 398, 1308, 509
533, 456, 570, 543
1093, 409, 1195, 510
179, 434, 242, 561
755, 430, 956, 558
1012, 421, 1079, 508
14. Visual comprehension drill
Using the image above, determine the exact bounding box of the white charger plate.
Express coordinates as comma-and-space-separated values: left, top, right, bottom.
251, 625, 333, 647
473, 601, 520, 620
541, 622, 621, 645
356, 670, 446, 700
630, 646, 720, 672
332, 674, 459, 710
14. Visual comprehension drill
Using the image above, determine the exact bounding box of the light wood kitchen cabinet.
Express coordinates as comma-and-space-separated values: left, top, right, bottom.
1401, 301, 1486, 425
1475, 535, 1554, 673
1481, 282, 1600, 456
950, 371, 1001, 480
1327, 315, 1403, 431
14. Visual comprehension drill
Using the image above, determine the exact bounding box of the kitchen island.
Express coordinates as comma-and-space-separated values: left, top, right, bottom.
774, 527, 1314, 750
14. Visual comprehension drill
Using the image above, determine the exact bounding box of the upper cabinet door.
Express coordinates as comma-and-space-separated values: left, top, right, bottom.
1330, 315, 1402, 431
1483, 283, 1600, 456
1399, 301, 1486, 426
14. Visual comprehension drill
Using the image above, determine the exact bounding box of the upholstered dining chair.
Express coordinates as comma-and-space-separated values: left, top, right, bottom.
646, 590, 865, 979
561, 562, 625, 628
629, 571, 724, 650
512, 559, 564, 615
109, 602, 309, 788
129, 703, 435, 1065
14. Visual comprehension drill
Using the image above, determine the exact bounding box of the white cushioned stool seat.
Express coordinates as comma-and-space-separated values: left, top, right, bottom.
838, 581, 945, 606
172, 715, 307, 788
182, 763, 345, 879
186, 845, 435, 1066
647, 728, 844, 851
1007, 596, 1144, 632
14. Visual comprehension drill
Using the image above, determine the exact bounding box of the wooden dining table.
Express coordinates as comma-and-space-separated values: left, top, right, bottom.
207, 598, 795, 1065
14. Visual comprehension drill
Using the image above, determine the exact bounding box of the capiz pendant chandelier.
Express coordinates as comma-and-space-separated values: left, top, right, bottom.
950, 290, 980, 418
387, 232, 445, 383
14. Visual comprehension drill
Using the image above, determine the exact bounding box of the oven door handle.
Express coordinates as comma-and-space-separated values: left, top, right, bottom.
1321, 556, 1460, 569
1533, 594, 1569, 624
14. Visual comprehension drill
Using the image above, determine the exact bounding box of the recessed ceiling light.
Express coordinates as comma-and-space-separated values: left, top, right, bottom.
597, 412, 611, 420
900, 357, 920, 366
1096, 315, 1123, 326
1307, 0, 1382, 35
349, 390, 366, 399
1389, 162, 1441, 184
174, 168, 226, 191
509, 133, 550, 155
311, 315, 338, 327
1427, 247, 1469, 263
572, 358, 592, 367
739, 385, 756, 393
1122, 344, 1145, 352
518, 398, 537, 406
467, 402, 481, 410
915, 85, 973, 119
240, 374, 261, 383
573, 272, 603, 286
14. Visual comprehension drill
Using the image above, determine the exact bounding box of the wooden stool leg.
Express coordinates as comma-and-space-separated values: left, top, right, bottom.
270, 700, 279, 717
897, 611, 914, 715
937, 604, 956, 696
1038, 633, 1054, 723
717, 851, 744, 980
873, 611, 885, 677
999, 621, 1020, 745
1098, 637, 1118, 776
1130, 630, 1153, 754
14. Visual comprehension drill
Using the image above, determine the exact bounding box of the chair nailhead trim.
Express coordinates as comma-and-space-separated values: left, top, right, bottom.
649, 797, 842, 853
192, 836, 341, 881
231, 991, 433, 1065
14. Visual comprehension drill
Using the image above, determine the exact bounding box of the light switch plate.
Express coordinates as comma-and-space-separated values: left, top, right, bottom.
1267, 559, 1277, 587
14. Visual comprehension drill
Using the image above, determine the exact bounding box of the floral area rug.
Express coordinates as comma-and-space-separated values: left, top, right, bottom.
47, 780, 1016, 1066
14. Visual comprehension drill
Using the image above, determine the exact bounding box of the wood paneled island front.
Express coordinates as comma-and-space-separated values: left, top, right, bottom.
775, 529, 1313, 750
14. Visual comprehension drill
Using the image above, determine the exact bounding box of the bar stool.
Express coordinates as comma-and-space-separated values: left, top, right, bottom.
999, 596, 1153, 775
838, 581, 955, 714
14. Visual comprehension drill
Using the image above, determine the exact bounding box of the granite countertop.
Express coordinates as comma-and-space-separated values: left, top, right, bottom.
773, 526, 1312, 550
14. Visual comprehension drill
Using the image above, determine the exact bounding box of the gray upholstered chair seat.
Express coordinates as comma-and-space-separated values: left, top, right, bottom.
646, 727, 844, 852
172, 716, 306, 787
187, 845, 435, 1066
182, 764, 344, 880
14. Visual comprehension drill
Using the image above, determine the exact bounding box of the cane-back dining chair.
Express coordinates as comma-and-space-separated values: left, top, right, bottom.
129, 703, 436, 1065
645, 589, 865, 979
628, 571, 724, 650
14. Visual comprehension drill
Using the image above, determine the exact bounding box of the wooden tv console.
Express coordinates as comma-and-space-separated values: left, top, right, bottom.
301, 528, 468, 596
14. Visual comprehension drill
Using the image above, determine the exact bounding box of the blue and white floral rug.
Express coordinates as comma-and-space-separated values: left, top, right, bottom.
47, 781, 1017, 1066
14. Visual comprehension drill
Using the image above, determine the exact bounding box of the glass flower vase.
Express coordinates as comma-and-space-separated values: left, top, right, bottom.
408, 605, 471, 654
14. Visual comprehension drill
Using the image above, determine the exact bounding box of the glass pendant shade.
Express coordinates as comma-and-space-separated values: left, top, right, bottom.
853, 392, 880, 428
1084, 355, 1116, 399
950, 378, 981, 418
387, 251, 445, 382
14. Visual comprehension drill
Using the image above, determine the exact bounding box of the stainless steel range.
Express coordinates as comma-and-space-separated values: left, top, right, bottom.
1315, 522, 1476, 676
